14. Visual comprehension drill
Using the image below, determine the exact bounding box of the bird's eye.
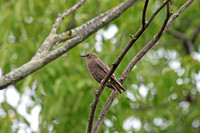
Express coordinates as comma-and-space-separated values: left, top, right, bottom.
86, 54, 89, 57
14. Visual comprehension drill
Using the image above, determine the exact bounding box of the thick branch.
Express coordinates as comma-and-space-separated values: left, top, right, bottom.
0, 0, 140, 90
33, 0, 86, 60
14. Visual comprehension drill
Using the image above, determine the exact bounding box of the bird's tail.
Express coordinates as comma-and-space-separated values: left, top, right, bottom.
111, 79, 126, 94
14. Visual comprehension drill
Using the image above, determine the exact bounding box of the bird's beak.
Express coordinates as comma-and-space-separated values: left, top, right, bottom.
80, 54, 86, 57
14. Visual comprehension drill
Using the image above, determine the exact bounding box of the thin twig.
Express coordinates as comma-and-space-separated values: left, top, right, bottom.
87, 93, 99, 133
145, 0, 170, 28
167, 29, 194, 54
166, 0, 194, 29
122, 0, 195, 82
191, 24, 200, 44
33, 0, 86, 60
167, 29, 188, 41
93, 90, 118, 132
93, 0, 194, 132
91, 1, 171, 132
155, 40, 182, 47
142, 0, 149, 28
50, 0, 86, 34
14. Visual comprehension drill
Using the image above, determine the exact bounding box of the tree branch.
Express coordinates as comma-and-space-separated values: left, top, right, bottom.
50, 0, 86, 35
167, 29, 194, 54
33, 0, 86, 60
87, 92, 99, 133
165, 0, 194, 29
0, 0, 140, 90
93, 0, 195, 131
122, 0, 194, 82
142, 0, 149, 28
155, 40, 182, 47
167, 29, 188, 40
91, 1, 172, 132
191, 24, 200, 44
92, 90, 118, 133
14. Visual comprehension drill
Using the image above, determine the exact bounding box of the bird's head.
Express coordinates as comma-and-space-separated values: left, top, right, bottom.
80, 53, 98, 60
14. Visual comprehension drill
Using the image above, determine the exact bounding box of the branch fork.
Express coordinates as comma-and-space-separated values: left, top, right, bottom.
88, 0, 194, 132
0, 0, 195, 132
88, 0, 173, 132
0, 0, 140, 90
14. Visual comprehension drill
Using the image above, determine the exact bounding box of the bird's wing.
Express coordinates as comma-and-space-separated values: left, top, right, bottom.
96, 59, 126, 92
95, 59, 116, 79
111, 78, 126, 91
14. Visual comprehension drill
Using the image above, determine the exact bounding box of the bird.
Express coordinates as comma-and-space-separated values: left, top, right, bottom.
80, 53, 126, 94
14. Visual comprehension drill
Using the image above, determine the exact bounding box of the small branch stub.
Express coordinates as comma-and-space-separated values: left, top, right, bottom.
129, 34, 136, 40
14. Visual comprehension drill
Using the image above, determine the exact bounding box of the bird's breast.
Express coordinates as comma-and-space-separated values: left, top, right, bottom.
87, 59, 106, 83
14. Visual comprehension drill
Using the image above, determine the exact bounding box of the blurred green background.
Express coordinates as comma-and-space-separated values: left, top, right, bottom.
0, 0, 200, 132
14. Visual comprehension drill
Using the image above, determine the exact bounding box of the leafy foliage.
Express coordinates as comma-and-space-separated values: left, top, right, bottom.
0, 0, 200, 132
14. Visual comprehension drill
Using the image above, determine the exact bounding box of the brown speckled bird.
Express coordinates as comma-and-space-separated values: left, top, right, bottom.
80, 53, 125, 94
